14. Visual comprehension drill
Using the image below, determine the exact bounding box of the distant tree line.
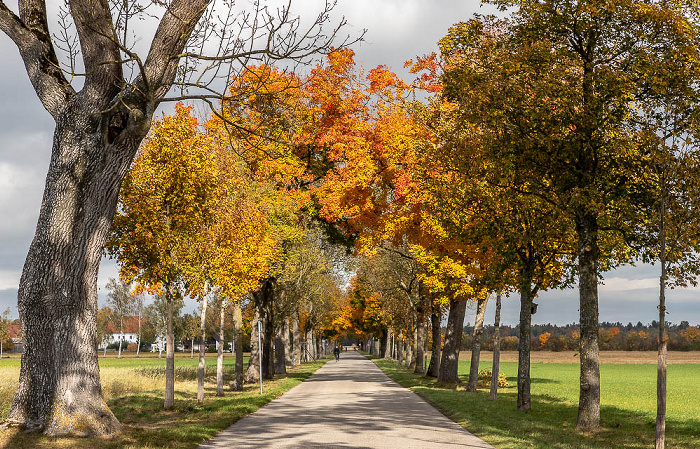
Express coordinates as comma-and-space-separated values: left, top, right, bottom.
462, 321, 700, 352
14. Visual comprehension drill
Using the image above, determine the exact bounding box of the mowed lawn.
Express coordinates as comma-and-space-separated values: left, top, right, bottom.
0, 352, 328, 449
372, 351, 700, 449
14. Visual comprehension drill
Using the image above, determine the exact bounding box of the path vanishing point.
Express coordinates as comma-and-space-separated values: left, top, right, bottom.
200, 350, 495, 448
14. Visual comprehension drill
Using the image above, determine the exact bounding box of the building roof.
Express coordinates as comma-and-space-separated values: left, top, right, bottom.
8, 324, 20, 340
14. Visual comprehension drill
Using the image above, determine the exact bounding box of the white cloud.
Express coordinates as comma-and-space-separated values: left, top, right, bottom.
0, 270, 21, 290
600, 277, 658, 291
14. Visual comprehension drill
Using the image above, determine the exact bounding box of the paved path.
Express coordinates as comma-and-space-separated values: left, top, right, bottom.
200, 350, 495, 449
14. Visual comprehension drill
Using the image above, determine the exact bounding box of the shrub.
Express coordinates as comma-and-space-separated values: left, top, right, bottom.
478, 369, 509, 388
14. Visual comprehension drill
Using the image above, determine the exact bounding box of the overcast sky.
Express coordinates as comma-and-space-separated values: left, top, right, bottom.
0, 0, 698, 326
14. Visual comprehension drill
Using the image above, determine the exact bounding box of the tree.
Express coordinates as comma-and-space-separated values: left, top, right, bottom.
105, 278, 136, 359
473, 0, 700, 429
0, 308, 12, 358
0, 0, 350, 435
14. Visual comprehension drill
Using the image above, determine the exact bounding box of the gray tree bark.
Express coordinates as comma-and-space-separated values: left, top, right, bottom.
232, 300, 243, 391
490, 291, 502, 400
274, 321, 287, 374
438, 298, 467, 383
292, 312, 301, 366
467, 297, 488, 392
245, 308, 261, 383
657, 183, 668, 449
414, 299, 426, 374
197, 297, 208, 403
216, 301, 226, 396
517, 274, 535, 411
164, 285, 176, 409
576, 213, 601, 430
283, 318, 292, 367
427, 301, 441, 378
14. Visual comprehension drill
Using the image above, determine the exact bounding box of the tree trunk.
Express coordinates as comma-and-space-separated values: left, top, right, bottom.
274, 321, 287, 374
261, 279, 275, 379
467, 297, 488, 392
383, 330, 392, 359
197, 297, 208, 403
380, 329, 389, 358
490, 291, 502, 400
232, 300, 243, 391
397, 333, 403, 365
246, 308, 261, 383
118, 316, 123, 359
283, 318, 292, 367
414, 302, 426, 374
427, 301, 441, 378
656, 187, 668, 449
438, 298, 467, 383
136, 297, 142, 358
576, 212, 601, 431
216, 301, 225, 396
164, 286, 175, 409
517, 278, 534, 411
292, 313, 301, 366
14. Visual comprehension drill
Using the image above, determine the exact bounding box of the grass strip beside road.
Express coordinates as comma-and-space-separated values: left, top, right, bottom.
369, 355, 700, 449
0, 355, 329, 449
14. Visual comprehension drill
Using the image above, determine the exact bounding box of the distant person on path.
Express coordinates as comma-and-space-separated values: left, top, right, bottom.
333, 346, 340, 361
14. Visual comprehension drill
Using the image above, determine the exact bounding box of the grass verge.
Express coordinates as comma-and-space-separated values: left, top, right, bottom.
368, 355, 700, 449
0, 355, 329, 449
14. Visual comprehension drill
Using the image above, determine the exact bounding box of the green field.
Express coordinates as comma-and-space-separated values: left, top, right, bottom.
371, 356, 700, 449
0, 353, 328, 449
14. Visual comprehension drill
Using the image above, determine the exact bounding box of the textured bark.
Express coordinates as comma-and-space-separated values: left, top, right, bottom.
197, 298, 208, 403
576, 213, 601, 431
274, 322, 287, 374
136, 298, 142, 358
438, 298, 466, 383
490, 291, 502, 400
232, 301, 243, 391
517, 279, 534, 411
380, 330, 389, 358
427, 302, 441, 378
245, 309, 261, 383
467, 297, 488, 392
216, 303, 226, 396
383, 330, 392, 359
262, 280, 275, 379
164, 288, 175, 409
1, 0, 210, 435
292, 313, 301, 366
414, 310, 426, 374
656, 191, 668, 449
283, 319, 292, 367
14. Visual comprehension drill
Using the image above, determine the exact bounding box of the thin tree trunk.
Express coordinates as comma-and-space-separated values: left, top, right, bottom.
274, 321, 287, 374
427, 301, 441, 378
414, 302, 426, 374
517, 273, 535, 411
232, 300, 243, 391
576, 213, 601, 431
136, 296, 142, 358
164, 286, 175, 409
118, 316, 123, 359
245, 308, 261, 383
467, 297, 488, 392
656, 182, 668, 449
292, 313, 301, 366
197, 296, 208, 403
490, 291, 502, 400
283, 318, 292, 367
438, 298, 467, 383
384, 330, 392, 359
216, 301, 226, 396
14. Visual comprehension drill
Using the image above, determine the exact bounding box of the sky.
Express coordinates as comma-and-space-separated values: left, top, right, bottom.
0, 0, 699, 326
